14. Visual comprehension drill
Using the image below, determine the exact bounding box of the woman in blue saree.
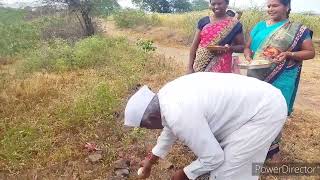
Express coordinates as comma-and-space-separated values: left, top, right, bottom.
244, 0, 315, 161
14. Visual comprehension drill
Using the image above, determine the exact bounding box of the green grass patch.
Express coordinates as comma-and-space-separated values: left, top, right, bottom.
0, 124, 52, 170
65, 82, 117, 128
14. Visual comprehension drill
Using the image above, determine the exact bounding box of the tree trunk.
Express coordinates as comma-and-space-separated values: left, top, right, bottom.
75, 12, 86, 34
82, 12, 94, 36
81, 7, 94, 36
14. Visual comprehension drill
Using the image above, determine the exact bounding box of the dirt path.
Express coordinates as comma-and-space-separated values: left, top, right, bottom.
100, 20, 190, 65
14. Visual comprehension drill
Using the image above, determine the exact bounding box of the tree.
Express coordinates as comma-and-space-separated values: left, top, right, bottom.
132, 0, 171, 13
42, 0, 120, 36
92, 0, 120, 16
171, 0, 192, 13
192, 0, 208, 11
133, 0, 192, 13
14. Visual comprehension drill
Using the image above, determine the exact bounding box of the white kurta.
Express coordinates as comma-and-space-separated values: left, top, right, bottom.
152, 72, 287, 180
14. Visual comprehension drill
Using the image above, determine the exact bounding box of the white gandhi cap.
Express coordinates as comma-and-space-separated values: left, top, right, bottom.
124, 85, 155, 127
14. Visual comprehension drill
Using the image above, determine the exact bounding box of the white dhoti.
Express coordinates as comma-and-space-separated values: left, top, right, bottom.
210, 96, 287, 180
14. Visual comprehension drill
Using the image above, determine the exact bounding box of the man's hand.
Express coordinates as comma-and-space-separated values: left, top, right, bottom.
138, 153, 160, 179
171, 169, 189, 180
138, 159, 153, 179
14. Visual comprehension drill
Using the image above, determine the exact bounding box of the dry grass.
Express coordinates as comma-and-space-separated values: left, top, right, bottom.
282, 110, 320, 163
145, 10, 320, 43
0, 38, 185, 179
0, 70, 114, 173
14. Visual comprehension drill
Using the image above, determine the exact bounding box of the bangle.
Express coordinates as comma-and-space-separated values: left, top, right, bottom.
147, 152, 153, 160
291, 52, 295, 57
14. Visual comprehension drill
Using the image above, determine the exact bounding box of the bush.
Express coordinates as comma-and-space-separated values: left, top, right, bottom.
0, 7, 25, 24
22, 39, 74, 72
240, 9, 266, 38
0, 23, 40, 57
0, 8, 95, 59
156, 11, 205, 36
291, 14, 320, 38
136, 39, 157, 52
21, 36, 147, 73
113, 9, 160, 28
0, 8, 40, 57
37, 14, 87, 43
130, 9, 319, 41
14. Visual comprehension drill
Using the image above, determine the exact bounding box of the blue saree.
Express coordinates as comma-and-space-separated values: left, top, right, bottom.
249, 20, 312, 115
249, 20, 313, 159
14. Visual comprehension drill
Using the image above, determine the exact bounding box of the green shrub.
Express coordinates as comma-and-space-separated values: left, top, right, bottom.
73, 36, 111, 68
138, 10, 319, 40
113, 9, 160, 28
21, 36, 147, 73
36, 15, 86, 42
22, 39, 74, 72
0, 8, 26, 24
291, 14, 320, 38
0, 8, 40, 57
136, 39, 157, 52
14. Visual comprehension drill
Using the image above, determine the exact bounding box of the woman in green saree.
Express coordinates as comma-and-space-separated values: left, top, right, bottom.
244, 0, 315, 161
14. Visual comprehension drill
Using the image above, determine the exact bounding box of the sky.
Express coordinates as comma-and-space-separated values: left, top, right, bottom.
1, 0, 320, 13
